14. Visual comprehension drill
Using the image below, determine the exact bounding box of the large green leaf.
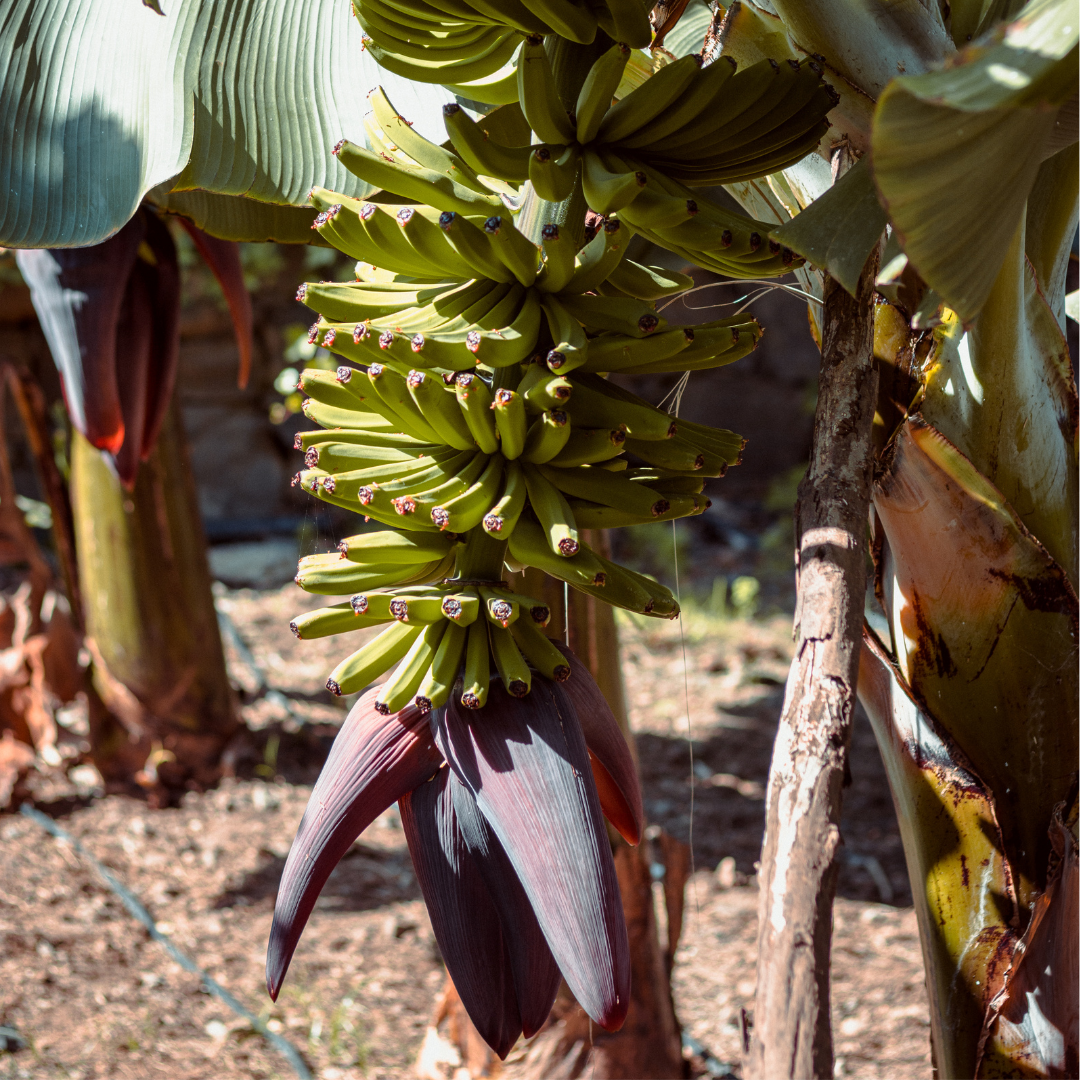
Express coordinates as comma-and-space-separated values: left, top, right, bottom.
769, 156, 887, 297
0, 0, 456, 248
871, 0, 1079, 322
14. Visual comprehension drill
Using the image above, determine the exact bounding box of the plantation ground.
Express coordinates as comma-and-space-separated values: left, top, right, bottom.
1, 584, 932, 1080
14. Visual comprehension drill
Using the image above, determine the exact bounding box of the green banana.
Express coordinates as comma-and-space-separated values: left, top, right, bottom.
492, 388, 528, 459
489, 624, 531, 697
537, 462, 669, 518
517, 0, 595, 42
461, 618, 491, 708
535, 222, 578, 294
290, 604, 389, 640
367, 364, 444, 444
516, 35, 575, 144
562, 216, 631, 294
629, 469, 706, 495
440, 590, 481, 625
355, 588, 448, 624
575, 42, 631, 144
595, 53, 703, 144
579, 327, 692, 373
338, 529, 459, 564
415, 620, 468, 710
558, 290, 664, 338
604, 259, 693, 300
480, 586, 519, 628
299, 367, 372, 413
362, 33, 521, 92
482, 459, 527, 536
393, 207, 479, 281
371, 451, 488, 520
623, 435, 708, 473
442, 102, 532, 182
582, 150, 647, 216
334, 140, 501, 220
355, 452, 478, 518
528, 144, 580, 203
369, 88, 487, 191
454, 372, 500, 453
295, 554, 439, 595
593, 0, 651, 49
567, 494, 704, 528
617, 56, 739, 150
375, 620, 447, 713
507, 515, 607, 588
540, 293, 588, 373
509, 617, 572, 682
431, 454, 505, 532
520, 367, 572, 413
468, 286, 543, 368
406, 370, 476, 450
482, 214, 540, 286
298, 270, 452, 321
436, 211, 515, 282
523, 461, 580, 554
326, 620, 420, 696
563, 375, 676, 440
547, 425, 626, 467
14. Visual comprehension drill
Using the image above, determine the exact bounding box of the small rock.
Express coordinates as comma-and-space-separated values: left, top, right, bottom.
204, 1020, 228, 1040
716, 856, 737, 889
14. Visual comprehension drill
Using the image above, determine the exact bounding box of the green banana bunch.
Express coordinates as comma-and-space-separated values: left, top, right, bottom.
353, 0, 652, 91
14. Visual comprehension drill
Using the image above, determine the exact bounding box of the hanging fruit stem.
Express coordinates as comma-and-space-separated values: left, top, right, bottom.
453, 527, 508, 581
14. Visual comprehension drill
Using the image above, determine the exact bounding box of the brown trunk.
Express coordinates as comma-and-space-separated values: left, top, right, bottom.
744, 248, 882, 1080
70, 400, 238, 797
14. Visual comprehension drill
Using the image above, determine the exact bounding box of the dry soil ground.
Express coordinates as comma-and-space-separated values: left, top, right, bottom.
1, 585, 932, 1080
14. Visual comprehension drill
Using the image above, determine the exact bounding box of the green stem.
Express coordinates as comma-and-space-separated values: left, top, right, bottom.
453, 527, 508, 580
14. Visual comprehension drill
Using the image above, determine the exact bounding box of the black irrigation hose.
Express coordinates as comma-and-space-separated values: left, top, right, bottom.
19, 804, 312, 1080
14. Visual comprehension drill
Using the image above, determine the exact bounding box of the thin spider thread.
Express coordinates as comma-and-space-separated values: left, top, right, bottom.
564, 580, 570, 646
658, 278, 823, 315
672, 519, 700, 924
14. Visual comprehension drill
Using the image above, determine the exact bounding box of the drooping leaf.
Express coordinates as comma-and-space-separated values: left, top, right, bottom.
554, 642, 643, 846
873, 415, 1078, 907
266, 690, 443, 998
176, 220, 253, 389
0, 0, 457, 247
15, 219, 144, 451
871, 0, 1079, 322
433, 680, 630, 1032
399, 766, 523, 1059
857, 627, 1018, 1080
770, 157, 887, 297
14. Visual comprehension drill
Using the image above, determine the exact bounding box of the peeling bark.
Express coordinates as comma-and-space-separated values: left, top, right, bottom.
745, 246, 881, 1080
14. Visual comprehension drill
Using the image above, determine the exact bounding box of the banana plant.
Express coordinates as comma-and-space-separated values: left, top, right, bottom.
263, 0, 837, 1062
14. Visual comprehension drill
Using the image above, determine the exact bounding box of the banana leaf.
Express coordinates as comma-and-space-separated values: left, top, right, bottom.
0, 0, 455, 248
871, 0, 1079, 323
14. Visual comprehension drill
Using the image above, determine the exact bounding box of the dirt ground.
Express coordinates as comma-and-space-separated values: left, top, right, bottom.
0, 584, 932, 1080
